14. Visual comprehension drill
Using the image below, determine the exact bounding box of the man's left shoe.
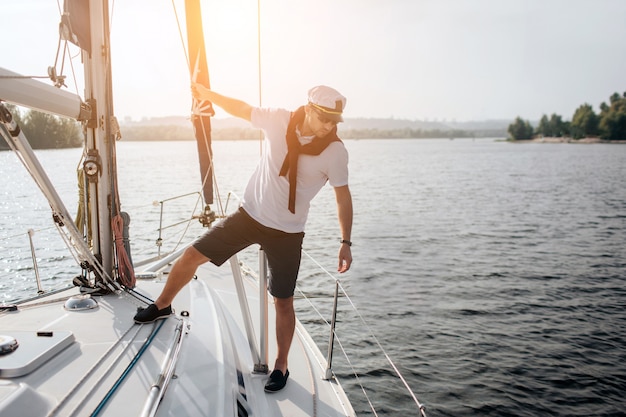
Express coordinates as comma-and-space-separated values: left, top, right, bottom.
264, 369, 290, 393
134, 303, 172, 323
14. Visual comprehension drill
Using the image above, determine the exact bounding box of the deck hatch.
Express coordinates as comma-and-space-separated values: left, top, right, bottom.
0, 331, 74, 378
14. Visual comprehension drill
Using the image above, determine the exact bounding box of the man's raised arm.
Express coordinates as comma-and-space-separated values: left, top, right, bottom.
191, 83, 253, 121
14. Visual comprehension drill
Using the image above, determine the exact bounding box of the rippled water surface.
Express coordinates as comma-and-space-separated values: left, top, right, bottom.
1, 139, 625, 416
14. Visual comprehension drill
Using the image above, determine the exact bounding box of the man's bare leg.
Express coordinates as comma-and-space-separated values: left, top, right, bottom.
273, 296, 295, 374
154, 246, 210, 309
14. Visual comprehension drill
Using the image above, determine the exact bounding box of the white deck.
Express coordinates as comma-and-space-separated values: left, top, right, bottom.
0, 258, 355, 416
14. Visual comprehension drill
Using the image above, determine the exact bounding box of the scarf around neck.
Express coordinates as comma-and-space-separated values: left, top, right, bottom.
279, 106, 341, 213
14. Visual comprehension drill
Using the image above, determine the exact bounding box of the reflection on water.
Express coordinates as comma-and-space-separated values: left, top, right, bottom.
2, 139, 625, 416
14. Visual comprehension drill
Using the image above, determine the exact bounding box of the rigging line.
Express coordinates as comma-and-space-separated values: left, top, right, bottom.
125, 286, 157, 305
291, 268, 379, 413
53, 0, 65, 70
0, 226, 57, 242
6, 294, 80, 311
171, 0, 220, 220
53, 0, 80, 96
145, 194, 204, 256
0, 75, 49, 80
66, 41, 82, 99
103, 56, 135, 289
105, 13, 121, 213
155, 215, 197, 232
15, 163, 112, 289
52, 220, 113, 286
257, 0, 263, 108
1, 286, 73, 310
293, 285, 380, 416
50, 322, 142, 417
300, 249, 427, 415
257, 0, 264, 154
332, 332, 380, 416
90, 320, 167, 417
294, 290, 397, 417
197, 115, 225, 215
0, 136, 109, 283
171, 0, 190, 68
169, 194, 204, 253
53, 35, 63, 70
60, 41, 67, 82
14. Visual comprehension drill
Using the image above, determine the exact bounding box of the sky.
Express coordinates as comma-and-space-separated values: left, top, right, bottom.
2, 0, 626, 122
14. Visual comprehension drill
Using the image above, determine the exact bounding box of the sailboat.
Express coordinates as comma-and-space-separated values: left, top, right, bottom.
0, 0, 426, 416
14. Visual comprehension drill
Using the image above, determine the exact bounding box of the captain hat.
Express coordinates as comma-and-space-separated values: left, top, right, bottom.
307, 85, 347, 122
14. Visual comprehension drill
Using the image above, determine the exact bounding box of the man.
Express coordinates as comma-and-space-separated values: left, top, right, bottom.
134, 84, 353, 393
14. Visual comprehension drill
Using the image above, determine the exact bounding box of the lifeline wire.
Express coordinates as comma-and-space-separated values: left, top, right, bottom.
300, 249, 427, 416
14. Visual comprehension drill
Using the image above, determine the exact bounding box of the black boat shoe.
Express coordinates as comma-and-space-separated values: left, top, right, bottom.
134, 303, 172, 323
264, 369, 289, 393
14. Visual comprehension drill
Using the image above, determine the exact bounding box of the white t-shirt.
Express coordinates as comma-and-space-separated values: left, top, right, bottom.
241, 107, 349, 233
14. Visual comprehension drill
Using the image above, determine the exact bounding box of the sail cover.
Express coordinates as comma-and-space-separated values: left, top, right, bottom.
61, 0, 92, 55
185, 0, 215, 205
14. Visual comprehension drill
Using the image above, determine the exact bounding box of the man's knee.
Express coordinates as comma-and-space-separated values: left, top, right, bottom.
181, 245, 210, 266
274, 296, 294, 313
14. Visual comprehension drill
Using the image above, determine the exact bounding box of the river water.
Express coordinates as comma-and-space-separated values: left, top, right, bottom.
1, 138, 625, 416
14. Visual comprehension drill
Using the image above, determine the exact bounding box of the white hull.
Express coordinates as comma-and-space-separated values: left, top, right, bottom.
0, 256, 355, 416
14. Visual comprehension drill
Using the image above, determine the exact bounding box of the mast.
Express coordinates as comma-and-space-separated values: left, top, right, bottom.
185, 0, 215, 222
86, 0, 116, 281
1, 0, 123, 288
63, 0, 119, 282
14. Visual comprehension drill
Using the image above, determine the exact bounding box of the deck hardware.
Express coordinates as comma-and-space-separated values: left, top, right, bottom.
230, 255, 263, 371
255, 249, 269, 374
324, 280, 340, 380
27, 229, 44, 294
0, 335, 19, 354
83, 149, 101, 181
64, 294, 98, 311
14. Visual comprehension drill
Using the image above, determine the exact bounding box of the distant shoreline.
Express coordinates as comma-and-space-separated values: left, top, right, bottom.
514, 137, 626, 144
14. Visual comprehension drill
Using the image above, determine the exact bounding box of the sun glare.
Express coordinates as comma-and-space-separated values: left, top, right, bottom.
106, 0, 264, 119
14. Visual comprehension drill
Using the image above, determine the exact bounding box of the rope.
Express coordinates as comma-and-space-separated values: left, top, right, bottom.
111, 214, 135, 288
50, 323, 142, 417
90, 320, 166, 417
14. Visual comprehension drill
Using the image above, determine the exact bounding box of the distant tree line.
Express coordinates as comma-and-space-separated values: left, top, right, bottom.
121, 126, 505, 141
120, 125, 263, 141
2, 104, 510, 150
2, 104, 82, 149
337, 127, 505, 139
508, 92, 626, 141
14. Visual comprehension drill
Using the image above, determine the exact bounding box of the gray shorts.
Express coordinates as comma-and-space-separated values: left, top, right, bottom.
192, 208, 304, 298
